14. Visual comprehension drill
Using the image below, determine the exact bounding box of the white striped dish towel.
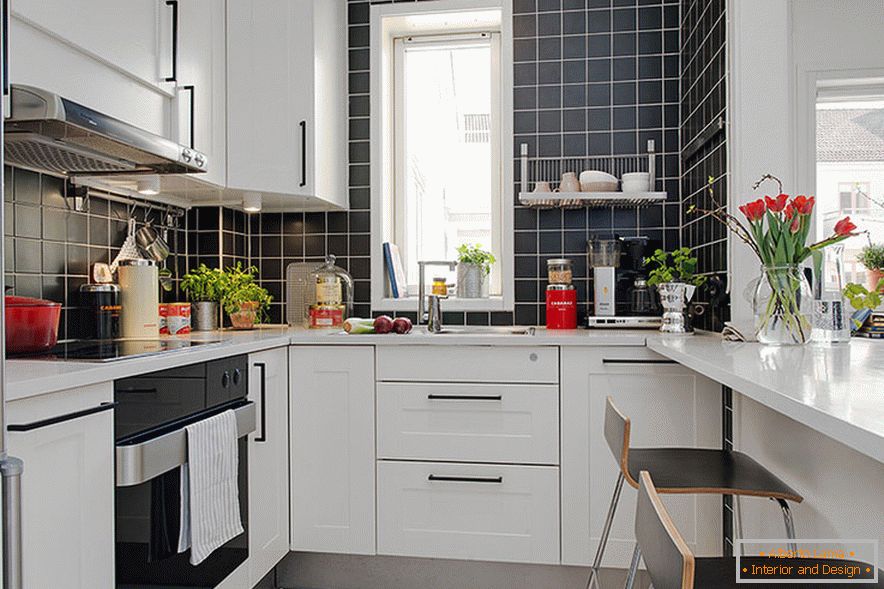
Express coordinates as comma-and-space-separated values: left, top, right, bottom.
177, 409, 244, 565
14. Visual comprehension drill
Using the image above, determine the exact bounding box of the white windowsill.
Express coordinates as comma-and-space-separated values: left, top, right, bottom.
374, 296, 510, 313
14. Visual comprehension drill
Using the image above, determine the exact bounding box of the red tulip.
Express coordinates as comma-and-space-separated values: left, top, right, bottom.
792, 195, 815, 215
789, 214, 800, 234
834, 216, 857, 236
765, 193, 789, 213
739, 199, 766, 222
784, 204, 795, 220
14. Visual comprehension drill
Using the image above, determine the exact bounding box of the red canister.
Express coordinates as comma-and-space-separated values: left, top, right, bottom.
546, 285, 577, 329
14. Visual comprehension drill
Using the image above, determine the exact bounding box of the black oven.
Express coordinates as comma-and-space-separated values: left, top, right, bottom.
114, 355, 254, 588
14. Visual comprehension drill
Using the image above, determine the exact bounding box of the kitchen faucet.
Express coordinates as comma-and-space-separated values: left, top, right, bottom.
417, 260, 457, 333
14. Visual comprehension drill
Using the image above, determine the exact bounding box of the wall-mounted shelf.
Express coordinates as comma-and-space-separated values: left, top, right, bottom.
518, 191, 666, 208
518, 140, 666, 209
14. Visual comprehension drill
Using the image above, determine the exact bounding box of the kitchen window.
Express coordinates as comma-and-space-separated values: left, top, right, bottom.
370, 0, 514, 312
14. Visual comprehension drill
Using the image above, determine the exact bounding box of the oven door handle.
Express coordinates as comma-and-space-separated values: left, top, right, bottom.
114, 402, 256, 487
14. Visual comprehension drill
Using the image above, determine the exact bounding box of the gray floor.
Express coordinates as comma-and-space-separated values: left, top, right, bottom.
259, 552, 651, 589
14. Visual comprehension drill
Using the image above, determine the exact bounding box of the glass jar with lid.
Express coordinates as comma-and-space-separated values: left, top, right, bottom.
306, 255, 354, 329
547, 258, 573, 285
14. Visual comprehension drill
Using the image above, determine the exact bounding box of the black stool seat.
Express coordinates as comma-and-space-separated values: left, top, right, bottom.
695, 557, 883, 588
627, 448, 802, 502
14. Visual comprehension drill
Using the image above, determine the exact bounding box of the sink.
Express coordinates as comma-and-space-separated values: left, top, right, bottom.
418, 326, 536, 336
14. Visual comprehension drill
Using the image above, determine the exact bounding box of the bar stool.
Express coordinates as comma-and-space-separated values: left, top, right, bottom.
627, 470, 883, 589
585, 396, 804, 589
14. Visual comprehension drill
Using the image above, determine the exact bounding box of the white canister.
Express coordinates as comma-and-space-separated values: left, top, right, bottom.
119, 259, 160, 338
621, 172, 651, 192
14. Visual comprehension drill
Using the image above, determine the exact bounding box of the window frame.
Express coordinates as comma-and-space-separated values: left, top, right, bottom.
392, 31, 503, 296
369, 0, 514, 313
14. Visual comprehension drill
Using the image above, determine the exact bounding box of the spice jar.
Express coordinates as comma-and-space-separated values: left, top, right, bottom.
431, 276, 448, 296
547, 258, 573, 285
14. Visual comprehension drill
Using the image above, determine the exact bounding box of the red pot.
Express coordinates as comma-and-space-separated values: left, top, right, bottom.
6, 296, 62, 354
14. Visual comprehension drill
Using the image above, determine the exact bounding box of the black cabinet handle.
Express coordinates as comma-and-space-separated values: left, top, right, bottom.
8, 402, 117, 432
427, 394, 503, 401
116, 387, 159, 394
602, 359, 677, 365
164, 0, 178, 82
254, 362, 267, 443
2, 0, 9, 97
299, 120, 307, 187
428, 474, 503, 484
181, 84, 195, 148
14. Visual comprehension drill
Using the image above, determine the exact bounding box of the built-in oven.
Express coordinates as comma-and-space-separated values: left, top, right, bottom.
114, 355, 255, 588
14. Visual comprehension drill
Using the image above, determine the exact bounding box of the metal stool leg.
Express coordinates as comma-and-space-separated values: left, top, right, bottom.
775, 498, 797, 553
624, 543, 642, 589
585, 472, 626, 589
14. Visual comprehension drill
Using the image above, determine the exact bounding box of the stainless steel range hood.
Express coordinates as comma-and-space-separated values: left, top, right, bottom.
3, 85, 207, 176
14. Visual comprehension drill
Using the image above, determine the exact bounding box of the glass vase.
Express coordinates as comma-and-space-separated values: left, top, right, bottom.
753, 264, 813, 345
811, 245, 851, 344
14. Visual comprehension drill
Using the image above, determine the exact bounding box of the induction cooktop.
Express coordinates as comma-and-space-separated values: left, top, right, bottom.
12, 338, 221, 362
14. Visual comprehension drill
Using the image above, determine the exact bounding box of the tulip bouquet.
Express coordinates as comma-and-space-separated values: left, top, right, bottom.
693, 174, 860, 344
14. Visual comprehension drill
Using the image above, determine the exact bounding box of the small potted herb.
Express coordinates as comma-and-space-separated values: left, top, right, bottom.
222, 264, 272, 329
455, 243, 496, 299
644, 247, 706, 334
857, 243, 884, 293
180, 264, 226, 331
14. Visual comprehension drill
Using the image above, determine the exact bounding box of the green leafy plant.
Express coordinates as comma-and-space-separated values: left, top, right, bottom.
456, 243, 496, 275
843, 279, 884, 328
857, 243, 884, 271
644, 247, 706, 287
180, 264, 226, 302
221, 263, 272, 320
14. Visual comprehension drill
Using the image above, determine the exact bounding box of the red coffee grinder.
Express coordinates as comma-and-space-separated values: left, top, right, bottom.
545, 259, 577, 329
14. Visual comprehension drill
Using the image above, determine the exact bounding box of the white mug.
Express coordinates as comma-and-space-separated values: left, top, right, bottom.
559, 172, 580, 193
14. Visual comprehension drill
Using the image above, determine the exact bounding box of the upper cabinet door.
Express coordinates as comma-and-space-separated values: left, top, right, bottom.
176, 0, 226, 187
227, 0, 314, 197
12, 0, 174, 91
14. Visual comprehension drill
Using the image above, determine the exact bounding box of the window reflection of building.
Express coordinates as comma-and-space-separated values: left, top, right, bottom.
816, 104, 884, 286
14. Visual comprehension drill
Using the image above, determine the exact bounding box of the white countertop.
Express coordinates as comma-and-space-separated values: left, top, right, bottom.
647, 334, 884, 463
7, 326, 882, 464
5, 325, 648, 400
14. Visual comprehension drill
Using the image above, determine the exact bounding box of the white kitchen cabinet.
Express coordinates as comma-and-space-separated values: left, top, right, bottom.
227, 0, 347, 209
290, 346, 376, 554
376, 345, 559, 384
248, 347, 290, 584
560, 347, 721, 567
11, 0, 174, 91
6, 383, 115, 589
175, 0, 227, 187
377, 382, 559, 464
377, 461, 560, 564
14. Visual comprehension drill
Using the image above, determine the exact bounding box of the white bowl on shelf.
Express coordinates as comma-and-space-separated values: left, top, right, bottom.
579, 170, 619, 192
621, 172, 651, 192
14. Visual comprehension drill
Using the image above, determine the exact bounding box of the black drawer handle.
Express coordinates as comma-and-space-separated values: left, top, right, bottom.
8, 402, 117, 432
428, 474, 503, 484
427, 394, 503, 401
602, 359, 677, 365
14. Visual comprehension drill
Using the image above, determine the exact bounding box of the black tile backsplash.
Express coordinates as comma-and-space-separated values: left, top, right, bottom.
4, 166, 189, 340
15, 0, 727, 332
680, 0, 729, 331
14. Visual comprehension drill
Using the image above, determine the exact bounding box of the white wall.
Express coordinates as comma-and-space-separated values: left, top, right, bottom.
727, 0, 884, 322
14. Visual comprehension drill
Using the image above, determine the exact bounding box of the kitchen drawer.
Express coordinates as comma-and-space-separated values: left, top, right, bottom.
376, 346, 559, 384
377, 461, 560, 564
377, 383, 559, 464
114, 378, 206, 439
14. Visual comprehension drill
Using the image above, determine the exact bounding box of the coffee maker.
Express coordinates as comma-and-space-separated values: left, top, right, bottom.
586, 236, 662, 328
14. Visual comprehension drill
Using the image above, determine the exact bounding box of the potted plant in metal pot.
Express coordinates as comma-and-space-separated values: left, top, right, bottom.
644, 247, 706, 334
857, 243, 884, 293
222, 264, 272, 329
455, 243, 495, 298
180, 264, 225, 331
